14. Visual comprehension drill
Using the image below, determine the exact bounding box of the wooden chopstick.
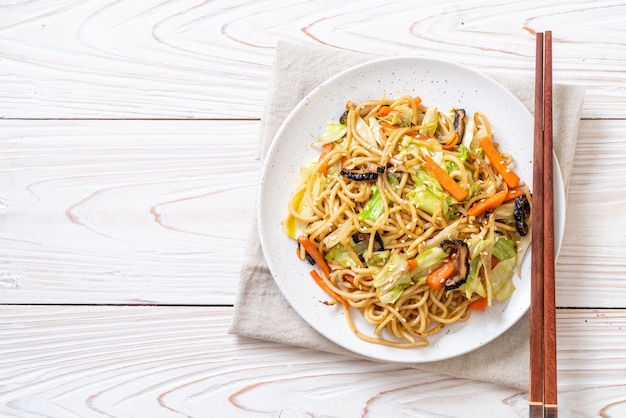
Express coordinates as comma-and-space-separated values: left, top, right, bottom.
542, 30, 558, 418
529, 31, 558, 418
529, 31, 546, 418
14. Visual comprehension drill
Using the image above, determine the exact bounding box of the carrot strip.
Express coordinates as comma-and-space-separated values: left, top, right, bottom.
380, 121, 427, 140
426, 259, 456, 290
297, 235, 331, 278
479, 135, 520, 188
422, 155, 468, 202
380, 121, 398, 134
468, 297, 488, 311
310, 269, 349, 310
317, 142, 334, 175
442, 139, 459, 150
504, 188, 524, 201
378, 106, 393, 116
466, 189, 507, 218
408, 258, 418, 272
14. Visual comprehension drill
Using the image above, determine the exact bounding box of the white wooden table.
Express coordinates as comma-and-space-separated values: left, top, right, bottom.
1, 1, 625, 416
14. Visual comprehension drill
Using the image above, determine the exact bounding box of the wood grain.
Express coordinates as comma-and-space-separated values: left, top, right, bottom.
0, 120, 259, 304
0, 306, 624, 417
557, 119, 626, 308
0, 0, 624, 119
1, 2, 625, 415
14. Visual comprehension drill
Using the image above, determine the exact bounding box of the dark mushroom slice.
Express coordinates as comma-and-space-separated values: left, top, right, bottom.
351, 231, 385, 252
341, 169, 378, 181
339, 100, 356, 124
352, 232, 367, 244
297, 242, 316, 265
514, 194, 531, 236
453, 109, 466, 145
341, 162, 385, 181
372, 231, 385, 251
440, 239, 470, 290
352, 231, 385, 262
358, 104, 377, 117
340, 169, 378, 181
339, 109, 349, 124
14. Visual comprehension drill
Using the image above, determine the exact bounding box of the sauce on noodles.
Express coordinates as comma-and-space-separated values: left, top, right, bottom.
283, 94, 532, 348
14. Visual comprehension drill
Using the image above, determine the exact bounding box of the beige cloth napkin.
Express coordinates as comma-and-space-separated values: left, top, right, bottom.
229, 41, 585, 391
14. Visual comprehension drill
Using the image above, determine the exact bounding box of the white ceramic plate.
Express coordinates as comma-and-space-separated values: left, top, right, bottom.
258, 57, 565, 363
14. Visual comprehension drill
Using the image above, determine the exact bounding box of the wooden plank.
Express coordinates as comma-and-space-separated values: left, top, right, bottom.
0, 306, 624, 417
557, 119, 626, 308
1, 118, 626, 306
0, 0, 623, 119
0, 119, 260, 304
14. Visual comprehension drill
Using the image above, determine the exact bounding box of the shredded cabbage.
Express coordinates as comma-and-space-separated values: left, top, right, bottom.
411, 247, 448, 276
282, 166, 327, 239
373, 252, 411, 304
491, 257, 516, 301
324, 244, 358, 267
314, 122, 346, 145
359, 176, 400, 221
419, 107, 438, 136
492, 237, 516, 261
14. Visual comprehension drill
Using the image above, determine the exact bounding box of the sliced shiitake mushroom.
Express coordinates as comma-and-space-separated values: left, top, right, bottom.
514, 194, 531, 236
452, 109, 466, 146
340, 169, 378, 181
440, 239, 470, 290
352, 231, 384, 252
340, 163, 385, 181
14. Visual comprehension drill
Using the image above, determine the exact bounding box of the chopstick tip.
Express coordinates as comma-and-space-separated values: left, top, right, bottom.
529, 403, 544, 418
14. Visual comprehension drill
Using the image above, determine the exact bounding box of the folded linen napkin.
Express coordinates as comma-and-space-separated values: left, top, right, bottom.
229, 40, 585, 391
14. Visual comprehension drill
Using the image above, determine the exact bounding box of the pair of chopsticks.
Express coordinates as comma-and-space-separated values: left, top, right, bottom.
529, 31, 558, 418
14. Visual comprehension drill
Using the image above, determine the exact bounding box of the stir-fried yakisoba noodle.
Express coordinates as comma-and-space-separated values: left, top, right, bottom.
283, 93, 532, 347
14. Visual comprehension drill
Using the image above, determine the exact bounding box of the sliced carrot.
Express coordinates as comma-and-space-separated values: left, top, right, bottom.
380, 120, 429, 140
380, 121, 398, 134
479, 135, 520, 188
504, 188, 524, 201
466, 189, 507, 218
468, 297, 488, 311
422, 155, 468, 202
317, 142, 334, 175
310, 269, 349, 310
297, 235, 331, 278
378, 106, 393, 116
408, 258, 418, 272
442, 135, 460, 150
426, 259, 456, 290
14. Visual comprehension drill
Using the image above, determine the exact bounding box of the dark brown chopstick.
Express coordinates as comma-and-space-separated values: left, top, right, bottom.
529, 31, 558, 418
529, 31, 546, 418
542, 30, 558, 418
